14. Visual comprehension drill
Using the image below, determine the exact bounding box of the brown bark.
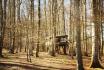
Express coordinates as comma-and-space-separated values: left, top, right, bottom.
9, 0, 16, 54
0, 0, 3, 57
36, 0, 41, 57
90, 0, 103, 68
75, 0, 84, 70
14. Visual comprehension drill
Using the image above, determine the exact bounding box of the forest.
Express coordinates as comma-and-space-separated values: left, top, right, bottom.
0, 0, 104, 70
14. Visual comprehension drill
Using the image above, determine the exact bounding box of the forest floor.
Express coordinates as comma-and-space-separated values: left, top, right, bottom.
0, 50, 104, 70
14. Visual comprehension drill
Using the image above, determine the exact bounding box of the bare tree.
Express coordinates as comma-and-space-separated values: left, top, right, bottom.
29, 0, 34, 56
36, 0, 41, 57
51, 0, 58, 56
0, 0, 3, 57
75, 0, 84, 70
100, 0, 104, 58
90, 0, 103, 68
3, 0, 7, 47
9, 0, 16, 54
17, 0, 22, 52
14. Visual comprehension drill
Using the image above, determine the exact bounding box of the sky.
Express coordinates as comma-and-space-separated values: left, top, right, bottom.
20, 0, 92, 20
20, 0, 70, 16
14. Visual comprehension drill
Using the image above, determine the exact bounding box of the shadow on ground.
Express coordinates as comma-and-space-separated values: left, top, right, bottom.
0, 61, 70, 70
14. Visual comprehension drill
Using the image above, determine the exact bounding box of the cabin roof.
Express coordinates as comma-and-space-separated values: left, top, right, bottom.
56, 35, 68, 38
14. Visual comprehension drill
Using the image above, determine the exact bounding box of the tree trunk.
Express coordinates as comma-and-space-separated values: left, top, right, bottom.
17, 0, 22, 52
2, 0, 7, 48
90, 0, 103, 68
36, 0, 41, 57
100, 0, 104, 57
30, 0, 34, 56
9, 0, 16, 54
75, 0, 84, 70
0, 0, 3, 57
51, 0, 58, 56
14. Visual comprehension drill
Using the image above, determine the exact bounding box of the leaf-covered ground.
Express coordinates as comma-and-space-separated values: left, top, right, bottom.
0, 50, 104, 70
